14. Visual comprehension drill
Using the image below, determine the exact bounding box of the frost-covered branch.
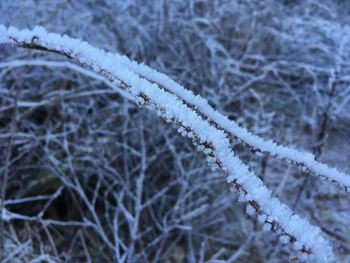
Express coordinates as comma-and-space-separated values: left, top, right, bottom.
111, 50, 350, 192
0, 59, 136, 103
0, 25, 337, 262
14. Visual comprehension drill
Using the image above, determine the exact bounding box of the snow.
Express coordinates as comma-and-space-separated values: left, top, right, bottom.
0, 25, 337, 262
279, 235, 290, 245
109, 47, 350, 192
246, 205, 256, 216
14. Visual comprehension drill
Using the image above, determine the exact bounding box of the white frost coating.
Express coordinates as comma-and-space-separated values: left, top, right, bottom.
105, 46, 350, 192
3, 25, 348, 194
0, 25, 336, 262
279, 235, 290, 245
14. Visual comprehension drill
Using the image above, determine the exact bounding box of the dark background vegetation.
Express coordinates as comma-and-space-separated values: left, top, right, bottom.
0, 0, 349, 262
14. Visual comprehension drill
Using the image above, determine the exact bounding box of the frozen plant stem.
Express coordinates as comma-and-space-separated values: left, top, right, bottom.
107, 45, 350, 193
0, 25, 340, 262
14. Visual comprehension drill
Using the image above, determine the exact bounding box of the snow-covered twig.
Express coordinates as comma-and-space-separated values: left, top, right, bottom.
107, 48, 350, 193
0, 59, 136, 102
0, 25, 337, 262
